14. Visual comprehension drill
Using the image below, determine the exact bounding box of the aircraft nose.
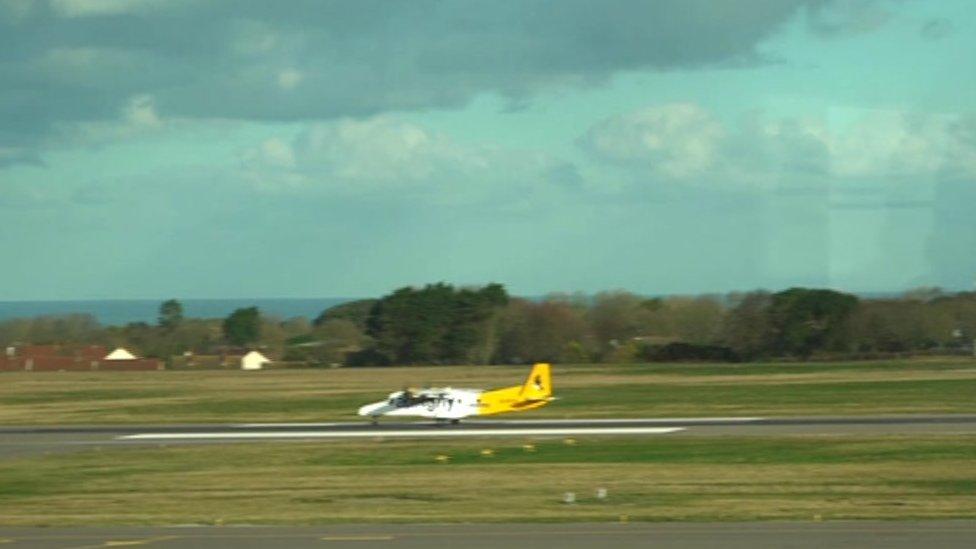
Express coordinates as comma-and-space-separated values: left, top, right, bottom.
358, 402, 381, 416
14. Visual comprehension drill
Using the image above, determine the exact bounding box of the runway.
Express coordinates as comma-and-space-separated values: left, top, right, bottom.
0, 522, 973, 548
1, 414, 975, 457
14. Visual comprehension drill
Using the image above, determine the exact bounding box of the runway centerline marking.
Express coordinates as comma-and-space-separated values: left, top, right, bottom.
236, 417, 763, 428
117, 427, 685, 440
321, 535, 395, 541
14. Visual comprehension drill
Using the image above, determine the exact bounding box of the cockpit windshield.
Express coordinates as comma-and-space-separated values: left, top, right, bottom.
388, 391, 434, 408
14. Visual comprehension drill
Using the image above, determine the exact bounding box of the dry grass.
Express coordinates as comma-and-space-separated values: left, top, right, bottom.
1, 436, 974, 525
1, 360, 975, 424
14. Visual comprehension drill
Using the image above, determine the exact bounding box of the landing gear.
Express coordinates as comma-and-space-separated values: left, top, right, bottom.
370, 417, 379, 426
450, 419, 460, 425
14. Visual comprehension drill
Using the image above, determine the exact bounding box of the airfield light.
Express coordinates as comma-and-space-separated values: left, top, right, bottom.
480, 448, 495, 457
522, 444, 536, 452
435, 454, 450, 463
563, 492, 576, 504
596, 487, 608, 499
563, 438, 577, 446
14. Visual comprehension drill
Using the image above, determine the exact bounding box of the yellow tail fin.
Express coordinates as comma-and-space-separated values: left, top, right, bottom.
519, 363, 552, 401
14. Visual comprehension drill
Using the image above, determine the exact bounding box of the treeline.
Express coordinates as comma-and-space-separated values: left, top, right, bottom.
1, 285, 975, 365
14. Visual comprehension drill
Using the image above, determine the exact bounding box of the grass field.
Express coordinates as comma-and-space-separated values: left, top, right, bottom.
1, 435, 974, 525
1, 359, 975, 425
2, 360, 975, 525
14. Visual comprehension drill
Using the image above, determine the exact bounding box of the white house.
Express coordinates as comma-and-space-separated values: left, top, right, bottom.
104, 347, 137, 360
241, 350, 271, 370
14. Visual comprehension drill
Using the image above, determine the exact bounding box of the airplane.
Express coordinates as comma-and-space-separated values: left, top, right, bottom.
357, 363, 553, 423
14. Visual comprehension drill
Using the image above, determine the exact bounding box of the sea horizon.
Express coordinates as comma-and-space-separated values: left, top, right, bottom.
0, 298, 357, 326
0, 289, 922, 327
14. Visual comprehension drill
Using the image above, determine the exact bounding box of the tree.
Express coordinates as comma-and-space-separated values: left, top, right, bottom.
766, 288, 859, 358
157, 299, 183, 331
361, 283, 510, 365
496, 298, 589, 364
441, 284, 509, 363
661, 296, 725, 344
586, 291, 651, 358
313, 299, 378, 330
848, 299, 932, 353
721, 291, 773, 359
307, 319, 369, 364
223, 307, 261, 347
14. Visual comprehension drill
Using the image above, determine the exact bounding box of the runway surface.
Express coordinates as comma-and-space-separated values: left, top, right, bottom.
0, 522, 973, 548
2, 414, 975, 457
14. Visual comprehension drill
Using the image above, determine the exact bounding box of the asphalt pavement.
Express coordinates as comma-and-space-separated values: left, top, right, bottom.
0, 522, 974, 548
1, 415, 975, 458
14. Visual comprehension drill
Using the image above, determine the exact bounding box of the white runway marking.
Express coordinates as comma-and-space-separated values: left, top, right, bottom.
468, 417, 764, 424
235, 422, 350, 428
235, 417, 762, 428
118, 427, 685, 440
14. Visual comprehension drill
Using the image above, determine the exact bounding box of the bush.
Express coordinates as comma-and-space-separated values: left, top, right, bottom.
637, 342, 739, 363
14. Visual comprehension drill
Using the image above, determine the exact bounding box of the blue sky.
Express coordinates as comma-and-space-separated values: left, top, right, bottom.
1, 0, 974, 300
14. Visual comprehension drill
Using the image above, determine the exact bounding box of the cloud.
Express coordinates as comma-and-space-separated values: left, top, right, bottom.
829, 111, 976, 181
276, 69, 304, 91
59, 94, 168, 147
920, 18, 953, 41
0, 147, 45, 168
0, 0, 851, 165
578, 104, 726, 179
581, 104, 976, 185
50, 0, 173, 18
806, 0, 893, 37
242, 117, 566, 204
0, 1, 35, 22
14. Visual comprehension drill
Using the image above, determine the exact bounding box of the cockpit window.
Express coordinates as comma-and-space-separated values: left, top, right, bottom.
391, 392, 433, 408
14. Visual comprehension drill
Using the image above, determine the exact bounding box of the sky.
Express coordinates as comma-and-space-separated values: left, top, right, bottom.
1, 0, 974, 300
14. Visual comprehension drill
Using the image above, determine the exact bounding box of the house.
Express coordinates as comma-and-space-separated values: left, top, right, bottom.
241, 350, 271, 370
104, 347, 137, 360
0, 344, 163, 372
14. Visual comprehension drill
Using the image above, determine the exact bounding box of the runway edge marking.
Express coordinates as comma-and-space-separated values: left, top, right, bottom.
117, 427, 685, 440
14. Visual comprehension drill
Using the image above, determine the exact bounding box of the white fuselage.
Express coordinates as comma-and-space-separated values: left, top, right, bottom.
357, 388, 483, 420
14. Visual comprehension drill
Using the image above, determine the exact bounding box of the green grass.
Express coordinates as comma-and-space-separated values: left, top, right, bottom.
556, 378, 976, 416
3, 360, 974, 525
1, 359, 974, 424
598, 360, 976, 376
113, 394, 370, 419
300, 436, 976, 467
1, 436, 974, 525
0, 389, 176, 406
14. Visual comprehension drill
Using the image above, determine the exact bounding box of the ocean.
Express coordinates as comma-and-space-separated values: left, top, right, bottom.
0, 298, 356, 326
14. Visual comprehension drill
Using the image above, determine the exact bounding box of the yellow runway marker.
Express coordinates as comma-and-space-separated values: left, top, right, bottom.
321, 535, 395, 542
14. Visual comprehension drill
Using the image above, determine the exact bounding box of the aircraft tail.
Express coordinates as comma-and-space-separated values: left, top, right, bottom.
519, 363, 552, 401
